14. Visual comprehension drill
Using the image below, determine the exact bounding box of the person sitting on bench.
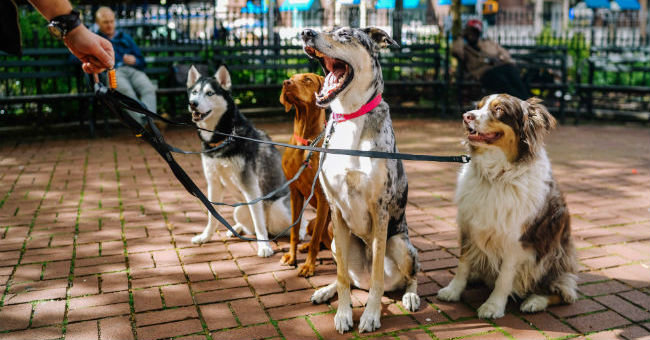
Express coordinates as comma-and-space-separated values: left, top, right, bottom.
452, 19, 530, 100
95, 6, 156, 124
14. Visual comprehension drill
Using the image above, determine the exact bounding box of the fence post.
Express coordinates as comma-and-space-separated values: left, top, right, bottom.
392, 0, 403, 45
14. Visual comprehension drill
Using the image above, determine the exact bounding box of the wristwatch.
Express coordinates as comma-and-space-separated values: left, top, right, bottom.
47, 10, 81, 40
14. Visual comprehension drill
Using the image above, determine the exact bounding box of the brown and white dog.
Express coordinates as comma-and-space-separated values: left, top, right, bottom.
279, 73, 333, 277
437, 94, 577, 319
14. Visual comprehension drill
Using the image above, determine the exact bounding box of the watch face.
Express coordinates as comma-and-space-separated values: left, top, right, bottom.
48, 23, 65, 40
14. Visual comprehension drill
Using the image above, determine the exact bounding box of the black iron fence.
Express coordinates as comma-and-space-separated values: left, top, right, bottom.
2, 4, 649, 131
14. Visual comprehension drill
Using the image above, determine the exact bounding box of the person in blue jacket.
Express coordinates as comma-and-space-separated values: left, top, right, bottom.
96, 6, 156, 123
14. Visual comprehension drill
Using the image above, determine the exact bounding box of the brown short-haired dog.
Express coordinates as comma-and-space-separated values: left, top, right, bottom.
279, 73, 332, 277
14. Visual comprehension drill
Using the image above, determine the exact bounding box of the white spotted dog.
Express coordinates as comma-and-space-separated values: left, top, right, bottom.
437, 94, 578, 319
301, 27, 420, 334
186, 65, 306, 257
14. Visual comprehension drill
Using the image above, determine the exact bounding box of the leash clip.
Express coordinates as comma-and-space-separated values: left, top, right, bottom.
461, 155, 471, 163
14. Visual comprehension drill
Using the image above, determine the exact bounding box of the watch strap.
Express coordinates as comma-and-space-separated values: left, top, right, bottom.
49, 10, 81, 38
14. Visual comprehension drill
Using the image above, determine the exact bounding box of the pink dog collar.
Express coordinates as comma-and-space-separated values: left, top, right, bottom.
332, 94, 382, 123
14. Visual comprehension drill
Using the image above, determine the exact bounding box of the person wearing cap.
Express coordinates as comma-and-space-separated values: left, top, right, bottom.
452, 19, 529, 100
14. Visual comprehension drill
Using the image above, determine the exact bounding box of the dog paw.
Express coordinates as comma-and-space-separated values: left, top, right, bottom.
477, 301, 505, 319
520, 295, 548, 313
311, 285, 336, 304
257, 244, 274, 258
298, 242, 310, 253
402, 292, 420, 312
334, 308, 354, 334
358, 307, 381, 333
298, 263, 315, 277
437, 285, 462, 302
280, 253, 296, 266
191, 232, 211, 245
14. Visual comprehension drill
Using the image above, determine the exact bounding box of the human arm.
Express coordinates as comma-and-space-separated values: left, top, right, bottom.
27, 0, 114, 73
122, 34, 146, 69
451, 38, 465, 60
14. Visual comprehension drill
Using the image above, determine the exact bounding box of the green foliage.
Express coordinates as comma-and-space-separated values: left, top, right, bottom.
19, 9, 50, 47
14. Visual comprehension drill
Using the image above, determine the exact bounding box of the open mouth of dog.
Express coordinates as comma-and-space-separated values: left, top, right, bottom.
466, 126, 502, 144
304, 46, 353, 106
191, 109, 211, 122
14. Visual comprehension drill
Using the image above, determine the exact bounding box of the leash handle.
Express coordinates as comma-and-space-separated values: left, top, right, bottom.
107, 69, 117, 89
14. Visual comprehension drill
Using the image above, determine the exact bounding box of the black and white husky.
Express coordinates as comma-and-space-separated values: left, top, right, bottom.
186, 65, 305, 257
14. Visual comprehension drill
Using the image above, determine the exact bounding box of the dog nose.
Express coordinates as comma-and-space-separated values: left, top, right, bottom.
189, 101, 198, 109
463, 112, 476, 124
283, 79, 292, 87
301, 29, 317, 39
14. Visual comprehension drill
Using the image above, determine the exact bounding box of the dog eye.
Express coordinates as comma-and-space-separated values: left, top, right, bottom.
191, 90, 198, 95
206, 91, 214, 96
303, 78, 312, 83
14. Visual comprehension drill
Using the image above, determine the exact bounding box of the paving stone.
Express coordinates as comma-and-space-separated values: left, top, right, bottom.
267, 302, 330, 320
594, 294, 650, 321
429, 319, 495, 339
134, 287, 163, 312
136, 306, 198, 327
0, 326, 61, 340
99, 316, 135, 340
277, 318, 319, 340
230, 298, 269, 325
67, 302, 131, 322
580, 280, 631, 296
194, 286, 253, 304
137, 319, 203, 340
66, 320, 99, 340
31, 299, 65, 327
549, 298, 606, 317
212, 323, 278, 340
0, 303, 32, 331
161, 284, 194, 307
566, 310, 630, 333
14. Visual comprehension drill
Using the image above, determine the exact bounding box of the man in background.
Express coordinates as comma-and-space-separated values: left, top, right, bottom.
452, 19, 529, 100
96, 6, 157, 123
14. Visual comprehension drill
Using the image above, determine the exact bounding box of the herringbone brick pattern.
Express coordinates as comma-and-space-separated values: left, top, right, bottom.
0, 119, 648, 340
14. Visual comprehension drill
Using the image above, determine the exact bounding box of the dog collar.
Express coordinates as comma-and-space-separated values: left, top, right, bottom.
293, 134, 312, 146
208, 139, 227, 148
332, 94, 382, 123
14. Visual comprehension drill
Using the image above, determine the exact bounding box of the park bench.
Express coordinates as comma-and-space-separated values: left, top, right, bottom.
454, 44, 569, 122
382, 43, 451, 114
575, 46, 650, 123
0, 48, 95, 133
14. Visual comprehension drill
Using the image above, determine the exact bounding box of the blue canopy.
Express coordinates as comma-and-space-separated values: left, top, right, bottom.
338, 0, 360, 5
585, 0, 610, 8
279, 0, 315, 11
241, 1, 268, 13
461, 0, 477, 5
615, 0, 640, 9
375, 0, 422, 9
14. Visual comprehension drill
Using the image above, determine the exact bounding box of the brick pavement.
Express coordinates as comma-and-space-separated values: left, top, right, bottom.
0, 119, 648, 340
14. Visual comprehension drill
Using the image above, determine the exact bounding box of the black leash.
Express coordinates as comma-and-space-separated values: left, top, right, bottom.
102, 89, 471, 164
94, 79, 470, 242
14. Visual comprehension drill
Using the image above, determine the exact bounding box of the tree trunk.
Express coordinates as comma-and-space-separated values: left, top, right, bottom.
451, 0, 461, 38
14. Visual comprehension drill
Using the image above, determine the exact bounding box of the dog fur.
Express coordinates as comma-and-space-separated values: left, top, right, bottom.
302, 27, 420, 334
437, 94, 578, 319
279, 73, 334, 277
186, 65, 305, 257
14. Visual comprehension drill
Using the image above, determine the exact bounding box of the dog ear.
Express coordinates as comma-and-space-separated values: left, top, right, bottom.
362, 27, 400, 49
522, 97, 556, 148
279, 85, 293, 112
187, 65, 201, 88
214, 65, 232, 91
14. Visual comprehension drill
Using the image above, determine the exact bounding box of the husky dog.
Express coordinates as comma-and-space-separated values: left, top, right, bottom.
302, 27, 420, 334
187, 65, 305, 257
437, 94, 577, 319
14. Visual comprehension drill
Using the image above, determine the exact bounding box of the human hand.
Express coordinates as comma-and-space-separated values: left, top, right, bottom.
64, 25, 114, 73
123, 54, 137, 65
